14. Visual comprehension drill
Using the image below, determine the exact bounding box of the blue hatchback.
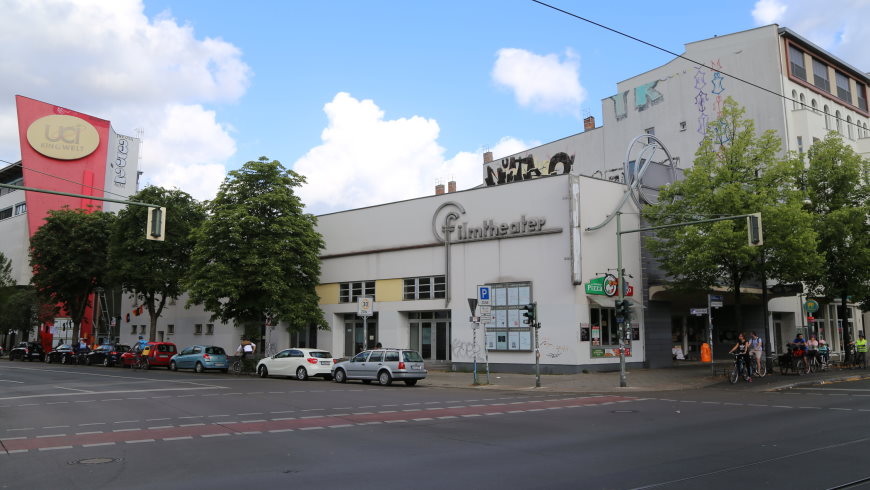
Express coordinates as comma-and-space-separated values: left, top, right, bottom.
170, 345, 229, 373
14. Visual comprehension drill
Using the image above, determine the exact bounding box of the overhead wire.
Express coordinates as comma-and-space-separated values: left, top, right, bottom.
530, 0, 868, 134
0, 158, 132, 201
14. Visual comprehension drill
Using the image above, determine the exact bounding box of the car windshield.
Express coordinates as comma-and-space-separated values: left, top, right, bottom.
205, 347, 225, 355
308, 351, 332, 358
402, 351, 423, 362
57, 345, 72, 350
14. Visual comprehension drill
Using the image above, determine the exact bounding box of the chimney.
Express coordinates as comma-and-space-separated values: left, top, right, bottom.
448, 180, 456, 193
483, 151, 493, 163
435, 183, 445, 195
583, 116, 595, 131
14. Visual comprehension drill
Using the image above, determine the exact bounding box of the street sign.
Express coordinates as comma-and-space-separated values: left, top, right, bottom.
690, 308, 708, 316
709, 294, 724, 308
357, 296, 374, 317
480, 314, 493, 324
467, 298, 478, 315
478, 285, 491, 306
479, 305, 491, 315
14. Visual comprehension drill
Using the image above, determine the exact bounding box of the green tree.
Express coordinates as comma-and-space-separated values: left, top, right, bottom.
29, 208, 116, 341
186, 157, 327, 339
0, 251, 12, 287
645, 98, 819, 330
802, 134, 870, 330
109, 186, 205, 341
0, 286, 39, 339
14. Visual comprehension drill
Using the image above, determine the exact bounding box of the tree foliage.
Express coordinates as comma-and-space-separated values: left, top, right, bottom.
644, 98, 820, 329
29, 208, 116, 341
0, 252, 12, 288
186, 157, 327, 335
109, 186, 205, 341
802, 134, 870, 315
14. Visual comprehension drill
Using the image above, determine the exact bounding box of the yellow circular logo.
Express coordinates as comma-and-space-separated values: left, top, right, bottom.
26, 114, 100, 160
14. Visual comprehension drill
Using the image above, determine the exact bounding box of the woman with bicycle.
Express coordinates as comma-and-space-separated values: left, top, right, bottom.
728, 332, 752, 382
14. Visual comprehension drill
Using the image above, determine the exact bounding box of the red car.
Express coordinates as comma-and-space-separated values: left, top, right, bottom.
120, 342, 178, 369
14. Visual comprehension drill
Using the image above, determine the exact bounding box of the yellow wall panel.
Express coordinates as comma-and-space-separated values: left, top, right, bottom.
376, 279, 403, 302
316, 283, 340, 305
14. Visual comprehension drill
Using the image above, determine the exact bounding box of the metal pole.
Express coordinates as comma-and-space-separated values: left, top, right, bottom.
0, 183, 158, 208
534, 323, 541, 388
362, 316, 368, 353
617, 212, 627, 388
708, 294, 715, 376
760, 253, 773, 372
473, 323, 479, 385
484, 330, 491, 385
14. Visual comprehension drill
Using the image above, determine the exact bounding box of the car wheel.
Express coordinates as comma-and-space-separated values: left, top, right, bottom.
142, 359, 150, 370
378, 370, 392, 386
404, 379, 418, 386
46, 355, 52, 364
170, 361, 177, 372
195, 362, 204, 374
296, 367, 308, 381
333, 368, 347, 383
85, 357, 92, 366
258, 365, 268, 378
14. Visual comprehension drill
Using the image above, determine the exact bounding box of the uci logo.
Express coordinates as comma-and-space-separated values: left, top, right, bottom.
26, 114, 100, 160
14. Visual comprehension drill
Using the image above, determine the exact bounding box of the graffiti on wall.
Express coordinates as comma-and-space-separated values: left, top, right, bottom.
695, 59, 728, 142
634, 81, 664, 111
539, 337, 570, 359
484, 151, 575, 186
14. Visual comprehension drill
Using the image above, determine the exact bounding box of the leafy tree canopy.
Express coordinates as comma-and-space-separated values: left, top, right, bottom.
0, 251, 12, 288
109, 186, 205, 341
644, 98, 820, 327
29, 207, 116, 340
186, 157, 327, 333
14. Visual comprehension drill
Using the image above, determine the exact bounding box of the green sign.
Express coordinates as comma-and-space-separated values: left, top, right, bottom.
591, 348, 605, 358
804, 299, 819, 313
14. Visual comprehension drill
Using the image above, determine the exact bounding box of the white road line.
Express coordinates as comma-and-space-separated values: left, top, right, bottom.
36, 434, 66, 438
179, 423, 205, 427
83, 442, 115, 447
241, 420, 266, 423
268, 429, 294, 433
163, 436, 193, 441
76, 431, 103, 435
148, 426, 174, 430
43, 425, 69, 429
0, 380, 23, 383
202, 433, 230, 438
146, 418, 170, 422
79, 422, 105, 426
299, 427, 324, 430
126, 439, 155, 444
38, 446, 73, 451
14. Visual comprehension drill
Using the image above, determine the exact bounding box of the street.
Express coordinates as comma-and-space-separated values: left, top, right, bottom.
2, 361, 870, 489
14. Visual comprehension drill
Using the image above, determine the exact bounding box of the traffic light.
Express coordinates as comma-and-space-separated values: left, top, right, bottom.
521, 302, 537, 326
146, 206, 166, 241
747, 213, 763, 246
615, 299, 632, 323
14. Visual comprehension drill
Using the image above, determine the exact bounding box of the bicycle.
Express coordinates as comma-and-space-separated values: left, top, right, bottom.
230, 356, 252, 375
729, 353, 752, 384
132, 354, 148, 371
748, 355, 767, 378
779, 346, 810, 375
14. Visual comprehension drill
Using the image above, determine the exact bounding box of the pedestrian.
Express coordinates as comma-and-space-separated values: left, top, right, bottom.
807, 334, 819, 366
748, 331, 764, 376
856, 333, 867, 369
818, 339, 830, 367
728, 332, 752, 382
375, 342, 383, 349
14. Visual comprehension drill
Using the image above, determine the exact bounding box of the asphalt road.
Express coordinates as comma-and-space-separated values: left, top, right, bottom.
2, 360, 870, 489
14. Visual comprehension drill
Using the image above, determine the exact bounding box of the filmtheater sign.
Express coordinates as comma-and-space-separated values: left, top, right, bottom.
432, 201, 562, 244
26, 114, 100, 160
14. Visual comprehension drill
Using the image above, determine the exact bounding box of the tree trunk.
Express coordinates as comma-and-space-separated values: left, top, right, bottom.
840, 290, 850, 345
733, 275, 743, 333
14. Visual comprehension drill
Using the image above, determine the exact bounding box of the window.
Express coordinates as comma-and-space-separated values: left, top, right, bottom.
339, 281, 375, 303
864, 122, 869, 138
679, 121, 687, 131
797, 136, 803, 155
835, 71, 852, 103
139, 325, 146, 335
13, 202, 25, 216
167, 324, 174, 335
813, 58, 830, 92
194, 324, 202, 335
644, 127, 655, 135
799, 93, 805, 107
384, 351, 399, 362
158, 331, 164, 342
824, 105, 832, 129
368, 351, 384, 362
206, 324, 214, 335
789, 45, 807, 81
811, 99, 818, 112
403, 276, 446, 300
792, 90, 799, 110
0, 207, 11, 220
858, 83, 868, 112
836, 110, 842, 134
484, 282, 533, 351
847, 116, 854, 140
130, 325, 137, 334
590, 307, 619, 346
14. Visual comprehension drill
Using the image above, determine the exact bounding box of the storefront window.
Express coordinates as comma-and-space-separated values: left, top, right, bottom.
590, 307, 618, 346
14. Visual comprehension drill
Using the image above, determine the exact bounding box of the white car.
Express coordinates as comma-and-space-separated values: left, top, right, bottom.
256, 348, 336, 380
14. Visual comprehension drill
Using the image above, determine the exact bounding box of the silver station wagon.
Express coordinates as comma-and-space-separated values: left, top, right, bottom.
332, 348, 427, 386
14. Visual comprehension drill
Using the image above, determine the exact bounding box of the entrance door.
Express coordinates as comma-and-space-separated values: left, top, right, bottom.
408, 311, 451, 361
343, 314, 378, 356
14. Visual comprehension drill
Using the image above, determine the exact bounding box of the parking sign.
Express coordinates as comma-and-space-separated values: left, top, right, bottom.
478, 285, 491, 306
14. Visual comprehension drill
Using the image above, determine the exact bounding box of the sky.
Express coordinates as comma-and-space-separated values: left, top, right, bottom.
1, 0, 868, 215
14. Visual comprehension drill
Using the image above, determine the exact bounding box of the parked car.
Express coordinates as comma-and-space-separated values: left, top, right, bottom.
86, 344, 130, 367
45, 344, 78, 364
331, 348, 426, 386
9, 342, 45, 362
170, 345, 229, 373
257, 348, 336, 380
119, 342, 177, 369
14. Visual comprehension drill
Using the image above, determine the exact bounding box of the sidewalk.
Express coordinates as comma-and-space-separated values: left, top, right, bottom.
420, 362, 870, 393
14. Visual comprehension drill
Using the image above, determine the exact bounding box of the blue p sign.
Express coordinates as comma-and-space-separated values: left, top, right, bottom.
478, 286, 490, 301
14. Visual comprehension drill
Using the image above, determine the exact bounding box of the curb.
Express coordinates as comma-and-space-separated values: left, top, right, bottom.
762, 372, 870, 392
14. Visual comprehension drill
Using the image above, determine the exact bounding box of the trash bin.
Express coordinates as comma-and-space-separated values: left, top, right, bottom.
700, 342, 712, 363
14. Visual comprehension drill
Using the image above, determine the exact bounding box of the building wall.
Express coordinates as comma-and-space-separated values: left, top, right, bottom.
0, 188, 30, 285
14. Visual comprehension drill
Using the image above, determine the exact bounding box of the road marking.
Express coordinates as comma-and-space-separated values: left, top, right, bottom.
83, 442, 115, 447
54, 386, 93, 393
0, 380, 23, 383
38, 446, 72, 451
76, 431, 103, 435
202, 433, 230, 438
126, 439, 155, 444
36, 434, 67, 438
163, 436, 193, 441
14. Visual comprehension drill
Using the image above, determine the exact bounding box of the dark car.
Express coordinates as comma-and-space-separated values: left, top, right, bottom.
9, 342, 45, 362
46, 344, 78, 364
85, 344, 130, 366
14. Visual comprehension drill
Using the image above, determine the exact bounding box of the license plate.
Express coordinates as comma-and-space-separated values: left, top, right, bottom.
159, 355, 168, 358
412, 364, 422, 369
216, 363, 226, 367
320, 361, 331, 365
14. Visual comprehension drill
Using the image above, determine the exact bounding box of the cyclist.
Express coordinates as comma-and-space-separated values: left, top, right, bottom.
133, 336, 148, 368
728, 332, 752, 382
856, 333, 868, 369
748, 331, 764, 376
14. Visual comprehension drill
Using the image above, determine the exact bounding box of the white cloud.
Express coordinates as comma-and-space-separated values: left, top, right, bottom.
751, 0, 870, 70
0, 0, 250, 200
294, 93, 532, 215
492, 48, 587, 116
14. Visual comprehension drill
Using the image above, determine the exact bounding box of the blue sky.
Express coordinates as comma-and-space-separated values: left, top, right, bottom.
1, 0, 866, 214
